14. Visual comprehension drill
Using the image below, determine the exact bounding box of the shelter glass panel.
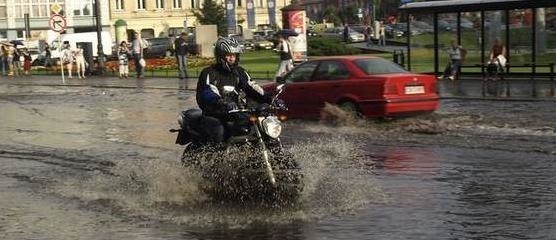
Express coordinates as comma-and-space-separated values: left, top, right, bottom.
408, 13, 433, 72
460, 11, 483, 71
437, 13, 458, 74
536, 7, 556, 71
484, 10, 508, 63
506, 9, 531, 67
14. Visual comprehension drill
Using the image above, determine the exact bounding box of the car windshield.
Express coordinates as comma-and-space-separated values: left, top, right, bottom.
354, 58, 408, 75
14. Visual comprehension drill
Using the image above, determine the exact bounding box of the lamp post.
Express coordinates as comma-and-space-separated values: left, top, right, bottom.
94, 0, 105, 75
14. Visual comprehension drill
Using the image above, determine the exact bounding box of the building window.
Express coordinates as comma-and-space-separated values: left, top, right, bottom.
115, 0, 124, 10
155, 0, 164, 9
73, 0, 93, 16
258, 0, 264, 8
137, 0, 145, 9
12, 0, 61, 18
0, 0, 5, 19
141, 28, 154, 38
174, 0, 182, 8
0, 6, 6, 19
237, 0, 241, 7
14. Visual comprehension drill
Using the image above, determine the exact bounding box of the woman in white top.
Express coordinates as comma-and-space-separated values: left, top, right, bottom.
61, 42, 74, 78
275, 34, 294, 78
74, 46, 86, 79
438, 40, 466, 80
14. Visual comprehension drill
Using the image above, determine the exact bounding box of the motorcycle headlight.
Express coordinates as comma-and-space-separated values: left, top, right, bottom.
261, 116, 282, 139
177, 112, 185, 127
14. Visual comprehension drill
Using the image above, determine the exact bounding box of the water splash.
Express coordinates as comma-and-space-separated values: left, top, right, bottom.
51, 136, 384, 227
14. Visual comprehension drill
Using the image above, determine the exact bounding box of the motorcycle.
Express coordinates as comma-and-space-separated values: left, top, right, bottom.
170, 84, 303, 205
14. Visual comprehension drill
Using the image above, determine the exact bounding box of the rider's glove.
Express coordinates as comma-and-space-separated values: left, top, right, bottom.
225, 102, 238, 111
274, 99, 286, 109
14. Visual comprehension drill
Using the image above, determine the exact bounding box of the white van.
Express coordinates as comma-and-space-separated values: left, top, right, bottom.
48, 31, 112, 60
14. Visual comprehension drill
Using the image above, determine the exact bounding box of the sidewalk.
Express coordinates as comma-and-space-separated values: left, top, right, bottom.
0, 75, 200, 90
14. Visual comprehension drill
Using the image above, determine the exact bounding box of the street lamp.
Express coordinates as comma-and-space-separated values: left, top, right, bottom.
94, 0, 105, 75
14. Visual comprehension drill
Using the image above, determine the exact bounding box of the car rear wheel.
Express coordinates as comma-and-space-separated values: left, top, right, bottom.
339, 101, 362, 118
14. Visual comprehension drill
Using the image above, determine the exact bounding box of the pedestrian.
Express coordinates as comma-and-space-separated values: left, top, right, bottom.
0, 44, 6, 76
43, 42, 52, 68
131, 31, 147, 78
365, 24, 374, 46
22, 48, 32, 76
12, 47, 23, 77
6, 44, 14, 76
275, 33, 294, 78
117, 41, 130, 79
488, 37, 506, 66
174, 32, 189, 80
74, 46, 86, 79
379, 21, 386, 46
487, 37, 506, 78
438, 39, 466, 81
343, 24, 349, 42
61, 41, 74, 78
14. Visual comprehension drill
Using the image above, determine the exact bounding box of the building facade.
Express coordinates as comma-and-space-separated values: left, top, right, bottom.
0, 0, 111, 43
110, 0, 292, 40
0, 0, 291, 49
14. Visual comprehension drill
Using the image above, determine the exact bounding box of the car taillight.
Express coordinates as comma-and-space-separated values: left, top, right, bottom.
384, 84, 398, 95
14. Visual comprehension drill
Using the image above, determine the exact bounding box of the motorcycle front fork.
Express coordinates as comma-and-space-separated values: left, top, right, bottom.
253, 126, 277, 186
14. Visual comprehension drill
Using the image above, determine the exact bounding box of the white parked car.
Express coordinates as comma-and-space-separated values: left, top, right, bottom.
321, 27, 365, 43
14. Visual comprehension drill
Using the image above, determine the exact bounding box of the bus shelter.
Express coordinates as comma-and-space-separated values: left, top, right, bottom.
398, 0, 556, 81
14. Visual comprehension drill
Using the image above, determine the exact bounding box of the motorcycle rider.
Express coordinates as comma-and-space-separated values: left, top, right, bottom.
196, 36, 273, 143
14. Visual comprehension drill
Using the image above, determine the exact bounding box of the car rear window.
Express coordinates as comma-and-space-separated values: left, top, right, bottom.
354, 58, 408, 75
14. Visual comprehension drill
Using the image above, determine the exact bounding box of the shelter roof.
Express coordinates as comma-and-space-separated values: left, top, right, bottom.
399, 0, 556, 13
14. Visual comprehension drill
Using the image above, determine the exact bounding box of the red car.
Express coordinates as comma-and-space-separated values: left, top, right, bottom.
263, 56, 438, 119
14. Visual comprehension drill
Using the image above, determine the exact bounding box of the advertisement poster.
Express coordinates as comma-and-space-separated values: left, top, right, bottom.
267, 0, 276, 27
247, 0, 256, 29
287, 10, 307, 62
226, 0, 236, 35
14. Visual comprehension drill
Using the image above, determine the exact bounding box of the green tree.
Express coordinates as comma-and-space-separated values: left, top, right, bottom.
322, 6, 341, 25
193, 0, 227, 36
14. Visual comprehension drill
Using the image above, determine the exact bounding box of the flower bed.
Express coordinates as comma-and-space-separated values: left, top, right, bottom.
105, 56, 215, 72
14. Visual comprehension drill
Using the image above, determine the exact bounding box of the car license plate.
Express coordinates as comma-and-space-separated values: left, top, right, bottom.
404, 85, 425, 94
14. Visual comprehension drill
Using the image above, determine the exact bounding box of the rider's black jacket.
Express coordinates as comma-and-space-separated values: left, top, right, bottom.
196, 64, 271, 119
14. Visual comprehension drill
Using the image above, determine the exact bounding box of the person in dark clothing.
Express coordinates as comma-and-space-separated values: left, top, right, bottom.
343, 24, 349, 42
195, 36, 272, 143
174, 32, 189, 80
43, 43, 52, 68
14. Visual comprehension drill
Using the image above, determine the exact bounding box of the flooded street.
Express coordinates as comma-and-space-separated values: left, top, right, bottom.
1, 79, 555, 240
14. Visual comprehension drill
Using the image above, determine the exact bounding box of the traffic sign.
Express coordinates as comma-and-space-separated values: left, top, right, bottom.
51, 3, 62, 15
49, 14, 66, 32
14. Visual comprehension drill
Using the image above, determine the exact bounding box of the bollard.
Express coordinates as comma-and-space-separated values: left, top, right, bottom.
393, 50, 404, 67
550, 63, 555, 97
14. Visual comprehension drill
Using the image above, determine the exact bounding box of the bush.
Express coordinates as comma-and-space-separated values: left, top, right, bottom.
308, 37, 361, 56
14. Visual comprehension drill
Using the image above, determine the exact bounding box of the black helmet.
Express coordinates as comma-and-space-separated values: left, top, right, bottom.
214, 36, 242, 72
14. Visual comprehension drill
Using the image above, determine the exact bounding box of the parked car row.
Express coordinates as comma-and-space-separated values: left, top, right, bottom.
321, 27, 365, 42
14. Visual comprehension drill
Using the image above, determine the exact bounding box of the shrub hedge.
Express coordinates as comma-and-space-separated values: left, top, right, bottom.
307, 37, 362, 56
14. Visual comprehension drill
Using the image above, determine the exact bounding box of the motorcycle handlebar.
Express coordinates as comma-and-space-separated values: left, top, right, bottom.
227, 101, 287, 114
